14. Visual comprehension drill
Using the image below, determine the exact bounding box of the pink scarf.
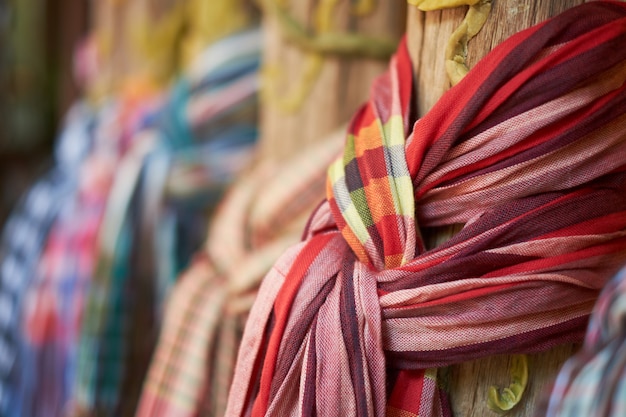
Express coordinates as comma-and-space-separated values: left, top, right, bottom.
227, 3, 626, 416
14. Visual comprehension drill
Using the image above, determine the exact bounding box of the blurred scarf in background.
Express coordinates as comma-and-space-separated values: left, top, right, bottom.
545, 264, 626, 417
0, 28, 261, 417
0, 104, 94, 417
70, 28, 261, 417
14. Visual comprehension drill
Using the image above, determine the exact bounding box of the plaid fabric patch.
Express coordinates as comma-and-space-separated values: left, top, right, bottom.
328, 112, 415, 270
18, 189, 105, 417
0, 103, 93, 417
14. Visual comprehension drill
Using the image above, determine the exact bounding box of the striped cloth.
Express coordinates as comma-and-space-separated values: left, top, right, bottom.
19, 172, 107, 417
135, 130, 344, 417
70, 29, 261, 417
225, 3, 626, 417
544, 263, 626, 417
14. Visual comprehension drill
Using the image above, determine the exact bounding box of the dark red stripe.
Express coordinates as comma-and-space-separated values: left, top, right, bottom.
301, 316, 318, 417
410, 4, 626, 191
339, 258, 370, 416
269, 275, 336, 400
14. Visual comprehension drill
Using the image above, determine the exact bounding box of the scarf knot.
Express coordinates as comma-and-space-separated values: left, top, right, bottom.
227, 3, 626, 417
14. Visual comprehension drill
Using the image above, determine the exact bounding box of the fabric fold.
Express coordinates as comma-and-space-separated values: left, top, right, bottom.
135, 131, 344, 417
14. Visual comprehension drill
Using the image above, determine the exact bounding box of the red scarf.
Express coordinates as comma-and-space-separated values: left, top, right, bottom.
226, 3, 626, 416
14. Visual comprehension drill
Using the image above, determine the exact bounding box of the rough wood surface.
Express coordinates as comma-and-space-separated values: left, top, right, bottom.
258, 0, 406, 163
445, 346, 582, 417
406, 1, 590, 416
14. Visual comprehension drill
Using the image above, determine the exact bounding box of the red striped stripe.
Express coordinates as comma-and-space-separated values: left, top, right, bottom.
251, 233, 334, 417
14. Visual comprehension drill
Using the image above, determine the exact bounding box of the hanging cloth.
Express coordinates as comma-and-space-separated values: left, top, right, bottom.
0, 103, 94, 417
225, 2, 626, 417
70, 29, 261, 417
135, 130, 344, 417
544, 263, 626, 417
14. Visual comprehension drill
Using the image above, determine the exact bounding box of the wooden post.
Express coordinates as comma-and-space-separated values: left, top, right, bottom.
258, 0, 406, 164
406, 1, 603, 415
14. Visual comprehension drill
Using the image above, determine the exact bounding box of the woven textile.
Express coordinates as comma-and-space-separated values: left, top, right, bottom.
16, 121, 122, 417
135, 130, 344, 417
0, 103, 94, 417
225, 3, 626, 417
19, 181, 106, 417
545, 263, 626, 417
71, 29, 261, 417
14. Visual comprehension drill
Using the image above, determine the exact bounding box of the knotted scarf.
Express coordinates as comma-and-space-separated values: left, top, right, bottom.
136, 132, 344, 417
225, 2, 626, 417
545, 263, 626, 417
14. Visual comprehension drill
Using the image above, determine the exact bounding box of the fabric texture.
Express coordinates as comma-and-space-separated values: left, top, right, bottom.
0, 103, 94, 417
71, 29, 261, 417
135, 130, 344, 417
225, 3, 626, 417
18, 164, 108, 417
544, 263, 626, 417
